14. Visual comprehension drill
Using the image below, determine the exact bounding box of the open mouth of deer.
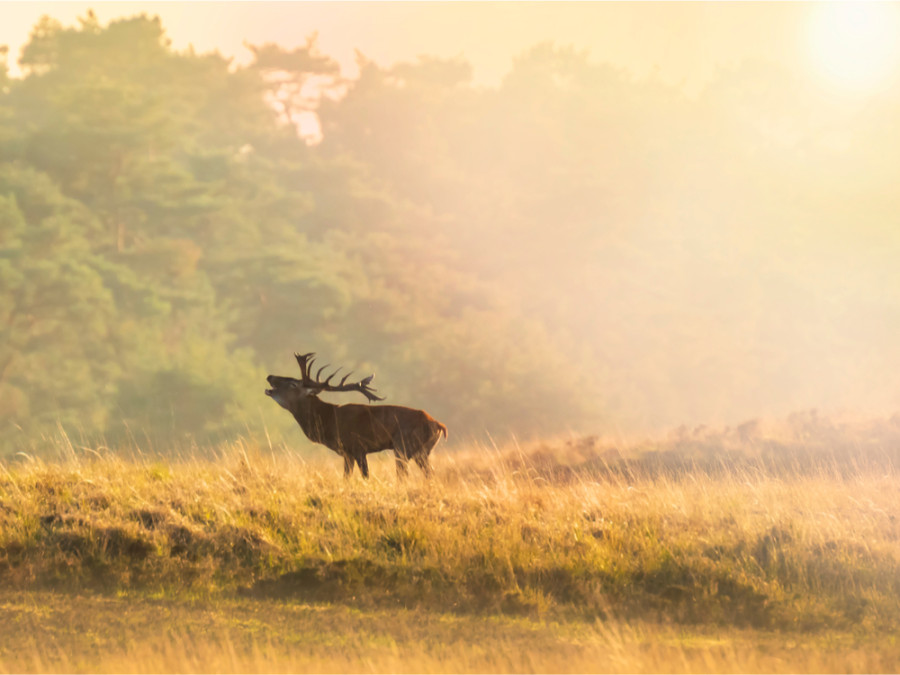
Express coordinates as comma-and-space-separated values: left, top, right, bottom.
265, 374, 287, 397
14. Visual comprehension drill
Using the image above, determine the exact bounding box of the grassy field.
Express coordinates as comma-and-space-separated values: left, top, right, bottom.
1, 412, 900, 673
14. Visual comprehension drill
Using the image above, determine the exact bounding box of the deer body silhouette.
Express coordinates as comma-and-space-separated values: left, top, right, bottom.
266, 352, 447, 478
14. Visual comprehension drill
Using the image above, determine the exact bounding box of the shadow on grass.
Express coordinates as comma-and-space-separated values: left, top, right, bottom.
242, 555, 775, 628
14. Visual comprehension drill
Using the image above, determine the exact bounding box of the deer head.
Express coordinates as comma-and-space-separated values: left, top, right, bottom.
265, 351, 384, 410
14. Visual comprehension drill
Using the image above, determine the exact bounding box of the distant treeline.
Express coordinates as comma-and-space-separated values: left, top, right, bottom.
1, 13, 899, 455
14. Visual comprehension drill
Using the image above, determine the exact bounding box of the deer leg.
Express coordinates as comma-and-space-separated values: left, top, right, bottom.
356, 454, 370, 479
414, 452, 433, 478
414, 432, 441, 478
394, 451, 410, 480
343, 455, 354, 478
392, 434, 412, 480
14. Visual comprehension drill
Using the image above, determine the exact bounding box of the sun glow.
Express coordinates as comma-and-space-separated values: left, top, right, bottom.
807, 2, 900, 95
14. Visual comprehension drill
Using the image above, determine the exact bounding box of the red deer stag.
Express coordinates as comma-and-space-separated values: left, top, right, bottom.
265, 352, 447, 478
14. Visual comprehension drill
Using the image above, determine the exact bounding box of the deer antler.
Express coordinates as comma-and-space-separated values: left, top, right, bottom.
295, 352, 315, 381
294, 351, 385, 402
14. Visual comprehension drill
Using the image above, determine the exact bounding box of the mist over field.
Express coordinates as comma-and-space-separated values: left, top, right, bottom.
4, 7, 900, 673
1, 7, 900, 455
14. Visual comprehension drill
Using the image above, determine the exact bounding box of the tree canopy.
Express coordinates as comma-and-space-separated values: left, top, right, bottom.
2, 13, 900, 456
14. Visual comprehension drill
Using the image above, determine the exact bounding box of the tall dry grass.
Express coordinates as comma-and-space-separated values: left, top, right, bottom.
1, 412, 899, 672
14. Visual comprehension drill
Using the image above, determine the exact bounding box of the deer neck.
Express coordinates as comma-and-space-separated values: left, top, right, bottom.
291, 395, 337, 446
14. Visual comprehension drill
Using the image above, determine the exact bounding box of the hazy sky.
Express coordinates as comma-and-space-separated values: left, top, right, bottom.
1, 2, 871, 95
